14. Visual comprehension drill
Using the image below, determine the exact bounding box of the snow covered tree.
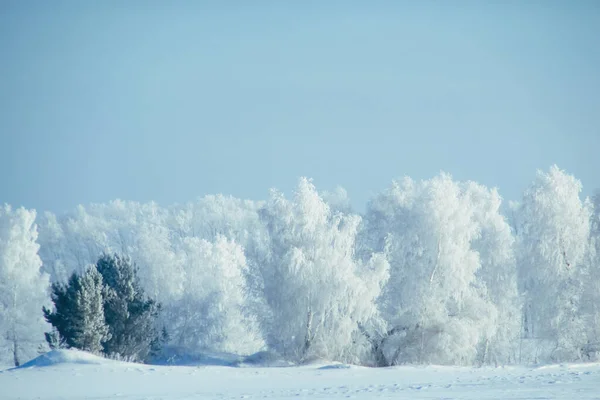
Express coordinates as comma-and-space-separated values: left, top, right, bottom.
0, 205, 51, 366
168, 236, 263, 355
256, 178, 389, 363
44, 265, 110, 354
135, 224, 184, 305
37, 211, 71, 284
37, 203, 126, 283
96, 253, 161, 361
75, 266, 111, 353
467, 182, 521, 365
167, 195, 270, 311
516, 165, 592, 362
35, 198, 267, 357
169, 195, 264, 243
582, 193, 600, 360
361, 174, 513, 365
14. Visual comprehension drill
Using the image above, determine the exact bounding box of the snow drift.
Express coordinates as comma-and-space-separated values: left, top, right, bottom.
17, 349, 117, 368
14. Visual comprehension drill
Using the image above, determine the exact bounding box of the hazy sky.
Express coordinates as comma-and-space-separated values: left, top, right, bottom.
1, 1, 599, 213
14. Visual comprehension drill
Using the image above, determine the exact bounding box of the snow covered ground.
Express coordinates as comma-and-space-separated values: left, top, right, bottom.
1, 350, 599, 400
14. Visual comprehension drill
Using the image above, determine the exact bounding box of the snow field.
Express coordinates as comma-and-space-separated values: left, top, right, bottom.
1, 350, 599, 400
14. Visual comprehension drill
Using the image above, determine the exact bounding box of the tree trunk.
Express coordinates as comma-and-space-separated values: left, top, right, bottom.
372, 340, 388, 367
12, 339, 20, 367
301, 309, 313, 361
359, 325, 409, 367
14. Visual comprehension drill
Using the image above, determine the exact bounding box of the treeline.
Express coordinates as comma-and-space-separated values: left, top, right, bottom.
1, 165, 599, 367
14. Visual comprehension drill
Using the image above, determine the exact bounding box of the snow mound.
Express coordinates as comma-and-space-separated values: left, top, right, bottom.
18, 350, 115, 369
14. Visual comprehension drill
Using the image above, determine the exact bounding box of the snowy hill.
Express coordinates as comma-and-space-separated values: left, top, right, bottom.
1, 350, 600, 399
17, 349, 120, 368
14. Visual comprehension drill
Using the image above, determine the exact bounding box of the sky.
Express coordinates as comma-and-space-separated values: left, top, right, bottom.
1, 1, 599, 214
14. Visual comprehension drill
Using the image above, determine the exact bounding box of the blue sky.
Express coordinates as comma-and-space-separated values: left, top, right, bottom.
1, 1, 599, 213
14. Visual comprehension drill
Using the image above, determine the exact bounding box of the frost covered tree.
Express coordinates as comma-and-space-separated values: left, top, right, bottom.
581, 193, 600, 359
35, 198, 265, 356
167, 195, 270, 311
467, 182, 521, 365
516, 165, 592, 362
96, 254, 162, 362
131, 219, 184, 305
581, 192, 600, 359
257, 178, 389, 363
44, 265, 110, 354
37, 211, 70, 284
0, 205, 50, 366
74, 266, 111, 353
168, 236, 263, 355
37, 203, 130, 283
169, 195, 264, 243
37, 201, 184, 316
361, 174, 515, 365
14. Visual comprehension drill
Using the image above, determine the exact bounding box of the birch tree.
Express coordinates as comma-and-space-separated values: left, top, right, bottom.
257, 178, 389, 363
0, 205, 50, 366
516, 165, 592, 362
362, 174, 513, 365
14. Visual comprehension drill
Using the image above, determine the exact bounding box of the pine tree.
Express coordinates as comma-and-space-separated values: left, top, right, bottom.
96, 254, 161, 361
43, 274, 80, 350
73, 266, 110, 353
43, 265, 110, 353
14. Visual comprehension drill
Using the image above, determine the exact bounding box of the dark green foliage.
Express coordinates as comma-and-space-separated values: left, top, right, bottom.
150, 326, 170, 359
43, 266, 110, 353
96, 254, 162, 362
44, 329, 65, 350
43, 274, 80, 349
43, 254, 164, 362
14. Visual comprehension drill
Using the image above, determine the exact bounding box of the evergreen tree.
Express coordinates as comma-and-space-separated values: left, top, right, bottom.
43, 265, 110, 353
96, 254, 161, 361
43, 274, 80, 350
74, 266, 110, 353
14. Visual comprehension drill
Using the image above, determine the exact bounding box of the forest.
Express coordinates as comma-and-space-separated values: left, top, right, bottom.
1, 165, 599, 367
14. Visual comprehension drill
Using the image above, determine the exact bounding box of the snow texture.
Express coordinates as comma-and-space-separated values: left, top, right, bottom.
1, 350, 599, 399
